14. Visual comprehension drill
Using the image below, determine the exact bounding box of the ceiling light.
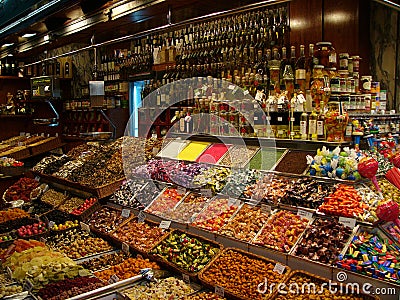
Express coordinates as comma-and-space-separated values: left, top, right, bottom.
2, 43, 14, 47
21, 33, 37, 38
7, 53, 13, 56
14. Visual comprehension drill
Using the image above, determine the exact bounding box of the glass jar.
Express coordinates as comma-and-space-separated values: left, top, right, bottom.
324, 97, 349, 142
339, 53, 349, 70
310, 65, 325, 112
314, 42, 337, 68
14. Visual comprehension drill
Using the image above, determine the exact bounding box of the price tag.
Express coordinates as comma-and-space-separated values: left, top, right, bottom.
26, 133, 30, 137
152, 147, 160, 155
254, 116, 258, 121
290, 117, 295, 122
48, 221, 55, 229
228, 85, 235, 90
200, 189, 212, 198
266, 116, 271, 121
121, 209, 131, 218
297, 210, 313, 220
24, 279, 33, 292
177, 186, 186, 195
339, 217, 356, 229
28, 206, 34, 214
108, 274, 120, 284
261, 204, 272, 214
243, 90, 249, 95
122, 242, 130, 254
80, 222, 90, 232
182, 273, 190, 284
277, 117, 283, 122
215, 286, 225, 297
6, 266, 12, 277
273, 263, 286, 275
277, 130, 284, 135
159, 220, 171, 229
151, 134, 157, 138
137, 211, 146, 223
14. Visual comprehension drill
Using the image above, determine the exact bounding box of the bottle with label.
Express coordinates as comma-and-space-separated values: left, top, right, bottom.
305, 44, 315, 90
295, 45, 306, 93
308, 109, 318, 140
300, 103, 308, 140
317, 111, 325, 140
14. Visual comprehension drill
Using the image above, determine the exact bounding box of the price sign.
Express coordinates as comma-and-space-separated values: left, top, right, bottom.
6, 266, 12, 277
273, 263, 286, 275
26, 133, 30, 137
261, 204, 272, 214
28, 206, 34, 214
243, 90, 249, 95
48, 221, 55, 229
182, 273, 190, 284
137, 211, 146, 223
200, 189, 212, 198
266, 116, 271, 121
122, 242, 130, 254
215, 286, 225, 297
254, 116, 259, 121
151, 134, 157, 138
159, 220, 171, 229
297, 210, 313, 220
121, 209, 131, 218
40, 133, 45, 137
80, 222, 90, 232
18, 142, 24, 146
277, 117, 283, 122
23, 279, 33, 292
339, 217, 356, 229
228, 85, 235, 90
108, 274, 120, 284
290, 117, 295, 122
177, 186, 186, 195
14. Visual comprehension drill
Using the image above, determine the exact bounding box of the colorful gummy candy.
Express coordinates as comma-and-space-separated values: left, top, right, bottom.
337, 230, 400, 284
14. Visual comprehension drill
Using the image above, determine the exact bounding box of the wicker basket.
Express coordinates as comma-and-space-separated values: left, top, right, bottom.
198, 247, 291, 300
148, 229, 223, 279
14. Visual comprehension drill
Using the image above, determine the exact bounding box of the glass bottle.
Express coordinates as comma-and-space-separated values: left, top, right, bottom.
300, 103, 308, 140
295, 45, 306, 93
308, 109, 318, 140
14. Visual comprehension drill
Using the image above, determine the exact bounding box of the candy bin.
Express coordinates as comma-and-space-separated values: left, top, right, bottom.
324, 97, 349, 142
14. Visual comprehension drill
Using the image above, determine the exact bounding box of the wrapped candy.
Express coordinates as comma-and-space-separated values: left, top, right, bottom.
358, 157, 380, 191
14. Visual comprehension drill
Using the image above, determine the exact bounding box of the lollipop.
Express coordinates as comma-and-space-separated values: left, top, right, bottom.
358, 157, 380, 192
376, 200, 400, 226
391, 153, 400, 168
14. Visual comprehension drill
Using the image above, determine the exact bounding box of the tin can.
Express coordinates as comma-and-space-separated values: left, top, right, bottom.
361, 75, 372, 92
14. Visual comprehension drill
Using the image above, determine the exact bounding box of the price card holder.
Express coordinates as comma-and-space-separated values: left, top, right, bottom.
80, 222, 90, 232
228, 85, 235, 90
20, 132, 25, 136
18, 142, 24, 146
200, 189, 212, 198
28, 206, 34, 214
23, 279, 33, 292
121, 209, 131, 218
6, 266, 12, 277
48, 221, 55, 229
159, 220, 171, 229
339, 217, 356, 229
273, 263, 286, 275
182, 273, 190, 284
108, 274, 120, 284
261, 204, 272, 214
297, 209, 313, 220
215, 286, 224, 297
266, 116, 271, 121
243, 90, 249, 95
137, 211, 146, 223
290, 117, 295, 122
122, 242, 130, 254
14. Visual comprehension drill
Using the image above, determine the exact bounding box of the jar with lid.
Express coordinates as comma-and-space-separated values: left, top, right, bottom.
339, 53, 350, 70
314, 42, 337, 68
324, 96, 349, 142
351, 56, 361, 73
310, 65, 325, 112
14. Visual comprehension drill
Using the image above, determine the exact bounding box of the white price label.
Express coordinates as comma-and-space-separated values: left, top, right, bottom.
228, 85, 235, 90
28, 206, 34, 214
152, 147, 160, 155
261, 204, 272, 214
290, 117, 295, 122
182, 273, 190, 284
243, 90, 249, 95
121, 209, 131, 218
254, 116, 259, 121
26, 133, 30, 137
137, 211, 146, 223
339, 217, 356, 229
277, 117, 283, 122
297, 210, 313, 220
152, 134, 157, 138
215, 286, 225, 297
122, 242, 130, 254
41, 133, 45, 137
24, 279, 33, 292
108, 274, 120, 284
6, 266, 12, 277
159, 220, 171, 229
80, 222, 90, 232
177, 186, 186, 195
273, 263, 286, 275
48, 221, 55, 229
266, 116, 271, 121
201, 189, 212, 198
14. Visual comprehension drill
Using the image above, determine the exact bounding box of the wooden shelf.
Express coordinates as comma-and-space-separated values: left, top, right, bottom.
0, 114, 32, 119
0, 76, 29, 80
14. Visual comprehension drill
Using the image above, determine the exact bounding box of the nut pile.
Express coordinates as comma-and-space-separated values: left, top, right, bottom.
94, 257, 159, 282
191, 197, 239, 232
57, 237, 113, 259
292, 218, 353, 264
53, 160, 84, 179
88, 206, 125, 233
218, 145, 259, 167
58, 196, 85, 213
79, 251, 130, 272
162, 193, 210, 223
0, 208, 30, 223
223, 169, 263, 198
377, 179, 400, 204
201, 249, 287, 300
123, 277, 194, 300
253, 210, 309, 253
32, 155, 60, 173
151, 231, 219, 273
112, 219, 168, 252
41, 189, 67, 207
183, 292, 226, 300
42, 155, 71, 175
0, 285, 23, 298
46, 228, 91, 249
219, 204, 270, 242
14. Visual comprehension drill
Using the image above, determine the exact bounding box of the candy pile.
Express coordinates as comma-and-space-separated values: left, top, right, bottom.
161, 193, 210, 223
0, 157, 23, 167
193, 166, 231, 193
88, 206, 125, 234
146, 188, 184, 216
4, 177, 39, 202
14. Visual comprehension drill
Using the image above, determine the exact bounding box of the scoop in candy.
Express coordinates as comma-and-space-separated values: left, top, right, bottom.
358, 157, 380, 192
